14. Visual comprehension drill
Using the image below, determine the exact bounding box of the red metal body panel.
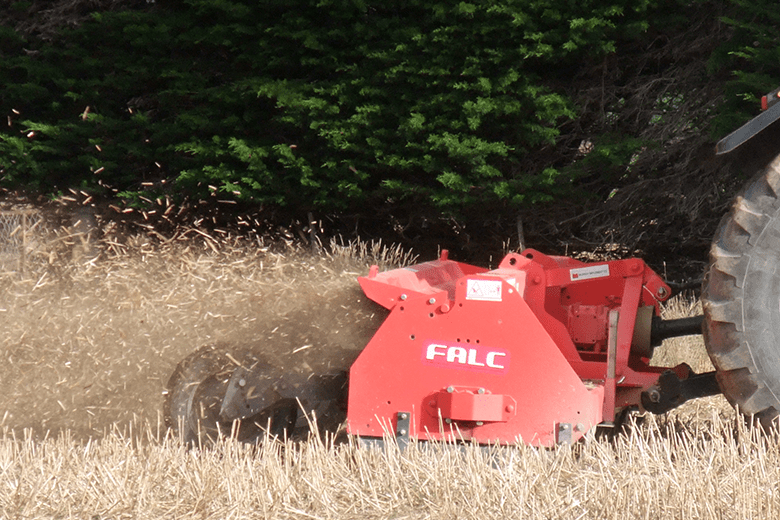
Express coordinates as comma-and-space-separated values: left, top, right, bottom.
347, 249, 672, 446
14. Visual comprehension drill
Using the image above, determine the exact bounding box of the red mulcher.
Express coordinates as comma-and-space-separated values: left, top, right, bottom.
164, 87, 780, 447
348, 250, 710, 446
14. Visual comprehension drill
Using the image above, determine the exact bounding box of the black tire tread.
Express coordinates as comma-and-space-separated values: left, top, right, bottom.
703, 154, 780, 425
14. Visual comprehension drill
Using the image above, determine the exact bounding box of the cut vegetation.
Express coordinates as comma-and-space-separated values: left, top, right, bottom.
0, 222, 776, 519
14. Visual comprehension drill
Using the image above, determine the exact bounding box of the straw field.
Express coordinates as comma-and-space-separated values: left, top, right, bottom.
1, 215, 778, 519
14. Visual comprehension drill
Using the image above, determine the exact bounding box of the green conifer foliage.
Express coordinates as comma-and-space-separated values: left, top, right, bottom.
0, 0, 654, 212
708, 0, 780, 136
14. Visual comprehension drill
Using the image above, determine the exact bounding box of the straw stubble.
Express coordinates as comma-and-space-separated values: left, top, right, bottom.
0, 231, 776, 519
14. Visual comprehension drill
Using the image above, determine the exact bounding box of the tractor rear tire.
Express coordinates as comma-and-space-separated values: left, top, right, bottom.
703, 154, 780, 426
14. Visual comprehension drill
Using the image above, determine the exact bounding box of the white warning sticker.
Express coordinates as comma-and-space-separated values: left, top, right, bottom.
466, 279, 503, 301
570, 264, 610, 281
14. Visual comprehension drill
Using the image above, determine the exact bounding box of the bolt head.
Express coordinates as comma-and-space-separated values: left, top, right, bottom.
428, 298, 436, 304
238, 378, 246, 387
400, 294, 407, 301
648, 389, 661, 403
446, 386, 454, 393
400, 413, 408, 420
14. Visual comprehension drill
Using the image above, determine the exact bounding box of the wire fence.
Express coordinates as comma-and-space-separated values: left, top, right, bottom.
0, 209, 45, 275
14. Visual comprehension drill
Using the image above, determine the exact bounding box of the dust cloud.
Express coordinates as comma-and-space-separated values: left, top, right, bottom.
0, 236, 401, 440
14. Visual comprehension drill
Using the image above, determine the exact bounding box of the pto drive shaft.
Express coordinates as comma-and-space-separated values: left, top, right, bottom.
650, 315, 703, 346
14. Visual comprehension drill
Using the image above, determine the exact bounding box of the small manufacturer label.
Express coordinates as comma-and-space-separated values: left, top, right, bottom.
570, 264, 610, 282
466, 279, 502, 301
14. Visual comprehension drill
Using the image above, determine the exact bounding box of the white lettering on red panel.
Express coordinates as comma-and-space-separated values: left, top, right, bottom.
423, 342, 510, 374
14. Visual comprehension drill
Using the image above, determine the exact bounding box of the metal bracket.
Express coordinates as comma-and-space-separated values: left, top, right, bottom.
434, 387, 515, 423
602, 309, 619, 425
396, 411, 410, 450
557, 423, 572, 444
